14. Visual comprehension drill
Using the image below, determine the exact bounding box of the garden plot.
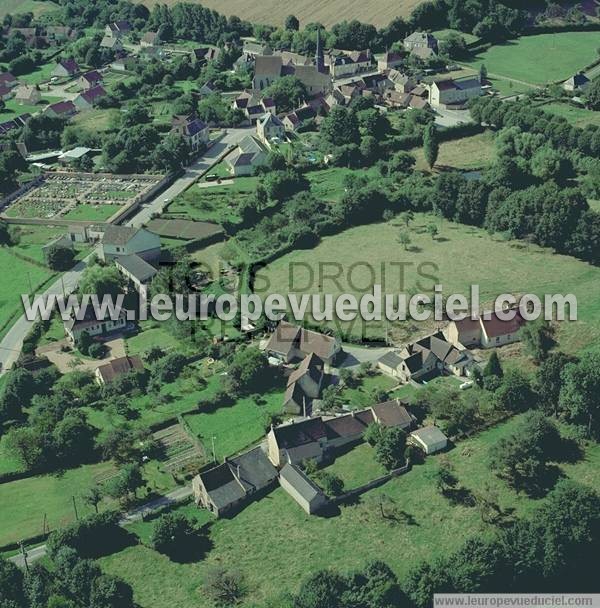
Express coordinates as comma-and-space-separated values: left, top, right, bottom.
2, 172, 164, 221
153, 424, 205, 473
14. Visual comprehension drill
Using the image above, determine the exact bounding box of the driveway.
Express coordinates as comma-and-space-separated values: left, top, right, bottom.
340, 343, 397, 369
0, 128, 251, 375
0, 252, 96, 374
434, 107, 474, 128
37, 337, 126, 374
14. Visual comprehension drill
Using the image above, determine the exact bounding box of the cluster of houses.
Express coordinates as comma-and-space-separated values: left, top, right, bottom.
193, 388, 448, 516
377, 310, 526, 383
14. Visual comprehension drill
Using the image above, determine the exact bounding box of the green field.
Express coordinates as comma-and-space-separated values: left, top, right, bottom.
462, 32, 600, 85
62, 204, 123, 221
19, 62, 61, 85
0, 247, 56, 339
0, 0, 58, 17
259, 213, 600, 352
411, 131, 496, 171
72, 108, 120, 132
0, 461, 118, 548
338, 373, 398, 410
99, 415, 600, 607
183, 387, 285, 462
541, 102, 600, 127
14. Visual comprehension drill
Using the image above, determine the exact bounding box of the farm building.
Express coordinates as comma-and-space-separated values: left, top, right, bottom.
265, 320, 342, 366
283, 353, 325, 415
410, 426, 448, 455
114, 254, 158, 298
192, 446, 278, 517
279, 463, 329, 515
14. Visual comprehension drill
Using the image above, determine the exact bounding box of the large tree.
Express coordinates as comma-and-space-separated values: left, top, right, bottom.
423, 123, 439, 170
559, 352, 600, 437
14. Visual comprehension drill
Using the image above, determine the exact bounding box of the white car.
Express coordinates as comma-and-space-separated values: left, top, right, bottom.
460, 380, 474, 390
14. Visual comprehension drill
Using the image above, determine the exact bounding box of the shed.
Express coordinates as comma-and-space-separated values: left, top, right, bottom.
410, 426, 448, 455
279, 463, 328, 515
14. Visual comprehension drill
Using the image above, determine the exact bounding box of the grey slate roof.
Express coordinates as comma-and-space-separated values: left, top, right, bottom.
411, 426, 447, 446
115, 254, 157, 283
228, 447, 278, 493
378, 351, 403, 369
280, 463, 325, 504
101, 225, 139, 246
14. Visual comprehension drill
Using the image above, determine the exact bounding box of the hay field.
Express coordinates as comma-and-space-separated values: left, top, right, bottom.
136, 0, 426, 28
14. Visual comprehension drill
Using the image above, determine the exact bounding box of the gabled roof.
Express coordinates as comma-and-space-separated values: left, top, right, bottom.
58, 58, 79, 74
81, 70, 102, 83
96, 355, 144, 382
324, 413, 368, 438
372, 400, 414, 429
265, 321, 302, 357
199, 463, 246, 510
480, 309, 525, 339
0, 72, 17, 86
108, 20, 131, 33
280, 463, 325, 504
101, 225, 139, 246
565, 73, 590, 87
272, 417, 329, 450
47, 100, 77, 115
115, 254, 157, 283
287, 353, 324, 387
378, 351, 404, 369
227, 446, 278, 494
79, 85, 107, 104
254, 55, 283, 78
411, 425, 447, 447
258, 112, 284, 129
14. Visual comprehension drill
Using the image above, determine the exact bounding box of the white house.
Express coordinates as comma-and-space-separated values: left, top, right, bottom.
225, 135, 269, 176
564, 72, 590, 92
255, 112, 285, 145
63, 309, 127, 343
170, 113, 209, 152
114, 254, 158, 299
428, 77, 482, 109
93, 225, 161, 263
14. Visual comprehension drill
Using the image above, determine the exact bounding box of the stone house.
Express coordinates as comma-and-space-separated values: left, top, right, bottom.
95, 355, 144, 385
279, 463, 329, 514
444, 309, 526, 350
283, 353, 325, 415
225, 135, 269, 176
170, 113, 210, 152
14, 85, 41, 105
428, 77, 482, 109
79, 70, 103, 90
114, 254, 158, 299
255, 112, 285, 145
52, 59, 80, 79
192, 446, 278, 517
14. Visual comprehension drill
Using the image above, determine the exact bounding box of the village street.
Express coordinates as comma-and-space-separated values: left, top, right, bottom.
0, 127, 251, 374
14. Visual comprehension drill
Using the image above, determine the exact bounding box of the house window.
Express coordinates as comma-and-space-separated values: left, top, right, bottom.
496, 337, 500, 343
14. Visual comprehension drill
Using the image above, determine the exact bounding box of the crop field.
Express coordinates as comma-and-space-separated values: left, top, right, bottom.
136, 0, 427, 27
260, 213, 600, 353
99, 415, 600, 607
461, 32, 600, 85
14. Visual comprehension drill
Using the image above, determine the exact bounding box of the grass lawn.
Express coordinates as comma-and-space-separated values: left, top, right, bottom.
321, 442, 387, 488
541, 102, 600, 127
126, 324, 184, 356
0, 247, 56, 340
72, 108, 120, 132
307, 167, 379, 203
259, 213, 600, 354
190, 242, 225, 278
99, 415, 600, 608
167, 177, 259, 224
338, 373, 398, 409
0, 461, 118, 548
461, 32, 600, 85
411, 131, 496, 171
10, 225, 64, 263
0, 96, 62, 120
183, 385, 285, 462
19, 62, 60, 85
62, 204, 123, 222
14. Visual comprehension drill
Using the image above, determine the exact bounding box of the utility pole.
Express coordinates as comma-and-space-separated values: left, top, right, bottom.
72, 495, 79, 521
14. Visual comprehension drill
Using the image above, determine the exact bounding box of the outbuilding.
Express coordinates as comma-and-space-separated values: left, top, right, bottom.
410, 426, 448, 455
279, 463, 328, 514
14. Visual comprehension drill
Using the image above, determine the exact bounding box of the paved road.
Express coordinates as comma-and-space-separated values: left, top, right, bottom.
434, 107, 473, 128
0, 128, 250, 374
0, 255, 94, 373
9, 486, 194, 568
126, 127, 251, 228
